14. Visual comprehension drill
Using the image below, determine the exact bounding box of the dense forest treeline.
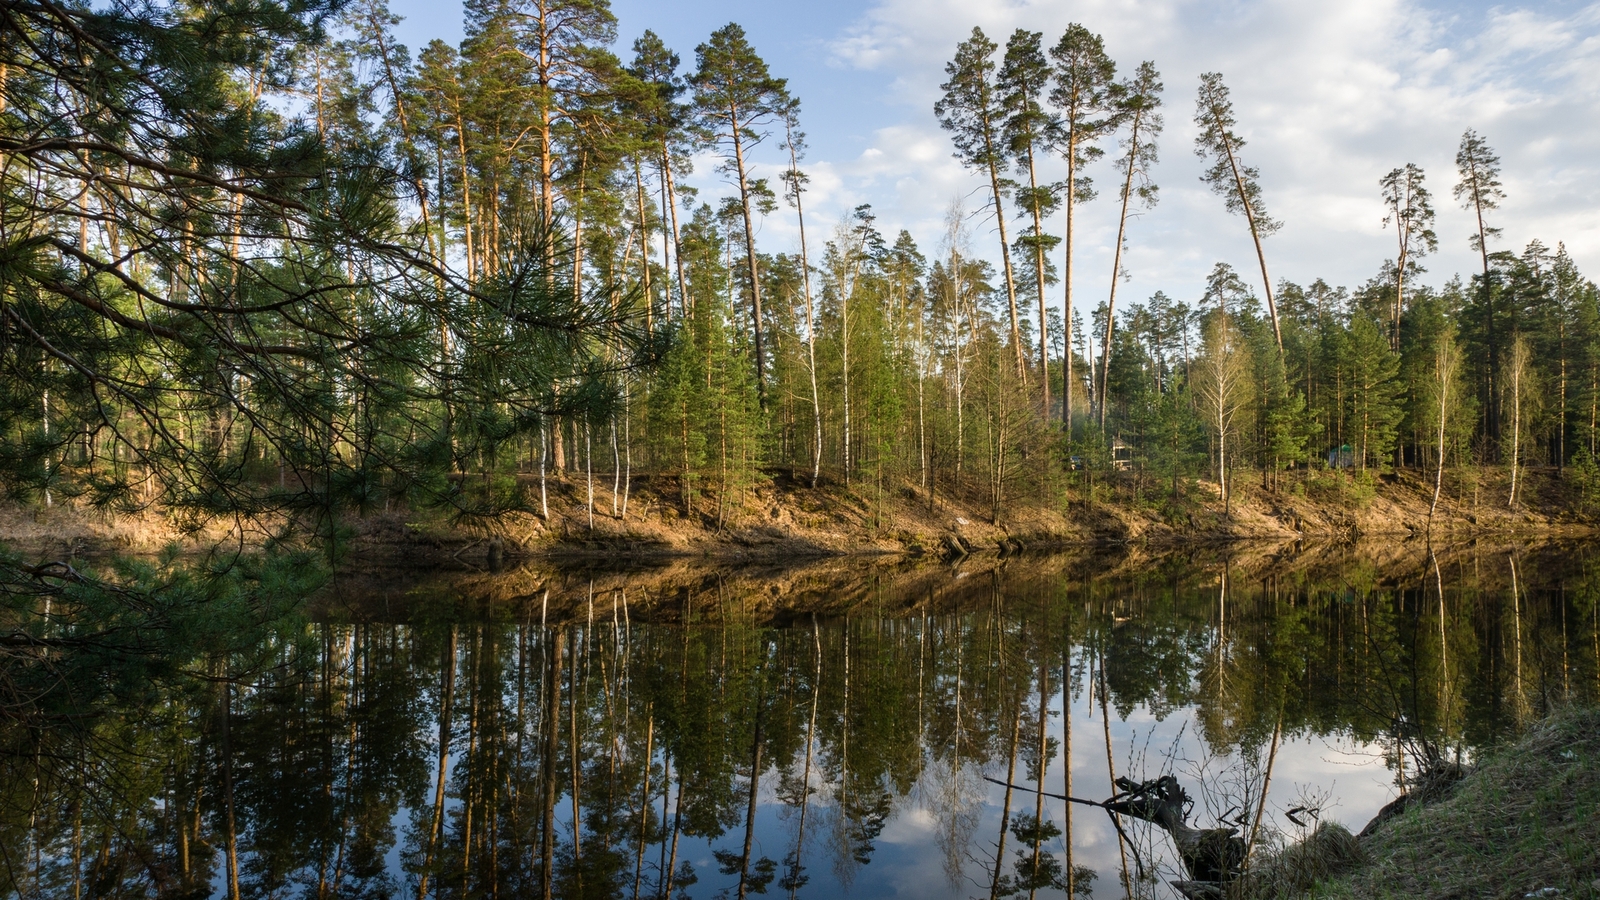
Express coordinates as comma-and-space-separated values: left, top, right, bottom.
5, 546, 1597, 898
2, 0, 1598, 540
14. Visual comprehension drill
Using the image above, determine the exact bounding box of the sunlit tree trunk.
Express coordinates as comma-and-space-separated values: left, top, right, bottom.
1507, 337, 1531, 507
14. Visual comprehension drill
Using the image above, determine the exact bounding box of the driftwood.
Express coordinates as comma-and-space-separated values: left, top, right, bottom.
985, 774, 1246, 900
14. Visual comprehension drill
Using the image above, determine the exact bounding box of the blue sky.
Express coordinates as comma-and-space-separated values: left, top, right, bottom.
388, 0, 1600, 317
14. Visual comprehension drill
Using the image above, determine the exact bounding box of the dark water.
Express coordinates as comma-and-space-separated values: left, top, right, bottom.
5, 541, 1599, 899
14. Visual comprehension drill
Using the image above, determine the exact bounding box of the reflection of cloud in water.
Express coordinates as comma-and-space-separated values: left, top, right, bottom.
750, 700, 1403, 899
878, 804, 936, 842
30, 541, 1591, 900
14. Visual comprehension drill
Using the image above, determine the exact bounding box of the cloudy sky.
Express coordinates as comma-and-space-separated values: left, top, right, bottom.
390, 0, 1600, 314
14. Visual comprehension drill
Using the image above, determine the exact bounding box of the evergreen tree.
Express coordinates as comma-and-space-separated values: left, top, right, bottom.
1344, 314, 1404, 469
691, 23, 792, 409
1193, 73, 1284, 355
1097, 61, 1163, 427
506, 0, 620, 229
628, 31, 694, 314
999, 29, 1061, 415
1380, 163, 1438, 351
937, 28, 1026, 377
1454, 129, 1507, 442
1048, 25, 1118, 429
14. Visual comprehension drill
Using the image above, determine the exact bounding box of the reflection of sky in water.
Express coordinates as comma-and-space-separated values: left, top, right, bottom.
211, 662, 1404, 900
42, 543, 1598, 900
336, 670, 1404, 900
630, 690, 1400, 899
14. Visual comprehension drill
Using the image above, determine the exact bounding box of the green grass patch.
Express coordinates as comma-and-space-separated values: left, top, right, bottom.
1259, 706, 1600, 899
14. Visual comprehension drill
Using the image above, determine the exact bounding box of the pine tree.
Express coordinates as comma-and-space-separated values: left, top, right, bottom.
1380, 163, 1438, 351
691, 23, 791, 410
414, 40, 479, 279
1193, 72, 1284, 355
1048, 25, 1117, 430
1097, 61, 1163, 427
1454, 129, 1507, 443
628, 31, 694, 315
937, 28, 1026, 377
504, 0, 620, 229
999, 29, 1061, 416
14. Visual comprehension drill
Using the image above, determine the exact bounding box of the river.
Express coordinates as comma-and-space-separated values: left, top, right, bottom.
4, 539, 1597, 899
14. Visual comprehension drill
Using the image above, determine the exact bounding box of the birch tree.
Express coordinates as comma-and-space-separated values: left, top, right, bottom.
1194, 311, 1253, 514
1428, 330, 1462, 524
780, 100, 823, 486
1506, 335, 1534, 507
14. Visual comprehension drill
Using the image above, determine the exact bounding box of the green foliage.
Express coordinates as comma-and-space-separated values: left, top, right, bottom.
4, 0, 1600, 546
0, 545, 324, 720
1344, 314, 1405, 468
1305, 468, 1377, 507
1567, 446, 1600, 512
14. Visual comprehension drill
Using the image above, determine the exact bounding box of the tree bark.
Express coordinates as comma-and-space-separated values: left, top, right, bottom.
728, 103, 768, 408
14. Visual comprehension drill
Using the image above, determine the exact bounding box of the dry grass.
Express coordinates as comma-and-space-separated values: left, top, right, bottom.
1239, 823, 1365, 897
1282, 705, 1600, 900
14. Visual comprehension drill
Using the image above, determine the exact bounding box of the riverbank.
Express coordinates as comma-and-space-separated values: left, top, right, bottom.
311, 533, 1588, 627
1258, 704, 1600, 899
3, 464, 1595, 564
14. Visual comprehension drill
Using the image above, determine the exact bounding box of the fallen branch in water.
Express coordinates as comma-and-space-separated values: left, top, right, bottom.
983, 774, 1248, 900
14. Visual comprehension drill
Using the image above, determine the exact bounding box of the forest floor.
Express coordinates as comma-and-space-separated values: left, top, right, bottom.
3, 462, 1595, 565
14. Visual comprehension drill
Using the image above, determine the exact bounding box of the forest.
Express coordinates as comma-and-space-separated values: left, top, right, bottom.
2, 0, 1597, 539
7, 6, 1600, 897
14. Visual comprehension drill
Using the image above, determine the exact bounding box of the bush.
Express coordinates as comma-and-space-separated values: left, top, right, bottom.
1304, 470, 1375, 508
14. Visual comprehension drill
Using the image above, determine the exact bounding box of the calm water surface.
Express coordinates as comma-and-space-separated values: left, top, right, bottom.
6, 541, 1599, 899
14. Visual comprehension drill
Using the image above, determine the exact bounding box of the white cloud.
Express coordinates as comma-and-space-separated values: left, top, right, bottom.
672, 0, 1600, 316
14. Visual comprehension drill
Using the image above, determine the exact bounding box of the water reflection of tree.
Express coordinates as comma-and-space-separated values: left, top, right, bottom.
6, 546, 1599, 898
